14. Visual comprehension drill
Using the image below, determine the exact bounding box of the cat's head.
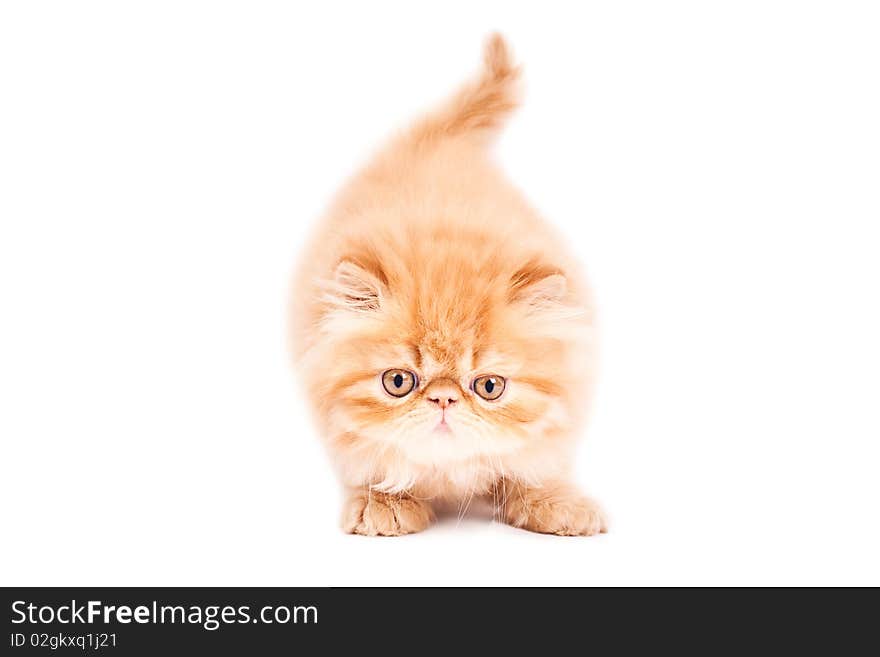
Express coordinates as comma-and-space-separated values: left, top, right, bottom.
302, 230, 594, 473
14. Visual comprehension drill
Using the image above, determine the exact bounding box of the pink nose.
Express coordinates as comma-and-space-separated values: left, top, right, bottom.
424, 379, 460, 409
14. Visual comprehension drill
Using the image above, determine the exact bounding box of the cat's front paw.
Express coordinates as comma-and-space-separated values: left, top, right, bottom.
503, 483, 608, 536
342, 490, 434, 536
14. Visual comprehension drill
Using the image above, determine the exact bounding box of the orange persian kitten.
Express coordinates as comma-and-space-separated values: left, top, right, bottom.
292, 34, 607, 536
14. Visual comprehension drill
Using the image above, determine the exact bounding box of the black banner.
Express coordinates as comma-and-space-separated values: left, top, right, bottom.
1, 587, 871, 653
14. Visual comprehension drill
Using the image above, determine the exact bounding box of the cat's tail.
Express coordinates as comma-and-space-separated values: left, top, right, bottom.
408, 33, 521, 148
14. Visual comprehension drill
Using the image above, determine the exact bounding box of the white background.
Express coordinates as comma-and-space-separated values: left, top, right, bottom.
1, 1, 878, 586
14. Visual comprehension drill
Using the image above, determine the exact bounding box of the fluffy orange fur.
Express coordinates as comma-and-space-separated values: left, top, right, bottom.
292, 34, 606, 536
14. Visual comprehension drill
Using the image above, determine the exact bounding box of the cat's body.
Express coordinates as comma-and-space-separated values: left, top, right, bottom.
292, 35, 607, 536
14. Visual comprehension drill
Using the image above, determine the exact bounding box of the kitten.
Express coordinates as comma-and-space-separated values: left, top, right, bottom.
292, 34, 607, 536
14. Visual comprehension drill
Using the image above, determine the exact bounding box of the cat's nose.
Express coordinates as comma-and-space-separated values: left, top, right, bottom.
425, 380, 460, 409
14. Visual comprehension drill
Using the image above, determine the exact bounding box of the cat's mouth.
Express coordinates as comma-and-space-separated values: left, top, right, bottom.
433, 416, 453, 434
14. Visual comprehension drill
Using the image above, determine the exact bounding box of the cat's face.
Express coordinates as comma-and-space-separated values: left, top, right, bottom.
306, 242, 592, 470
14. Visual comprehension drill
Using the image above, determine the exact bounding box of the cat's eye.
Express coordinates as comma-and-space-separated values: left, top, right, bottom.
472, 375, 506, 401
381, 369, 418, 397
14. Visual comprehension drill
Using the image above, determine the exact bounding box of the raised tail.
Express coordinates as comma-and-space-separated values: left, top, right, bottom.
409, 33, 522, 148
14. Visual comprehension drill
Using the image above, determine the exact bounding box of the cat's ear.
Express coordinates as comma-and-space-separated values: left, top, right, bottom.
508, 263, 585, 326
512, 273, 567, 308
322, 260, 385, 313
509, 262, 568, 310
